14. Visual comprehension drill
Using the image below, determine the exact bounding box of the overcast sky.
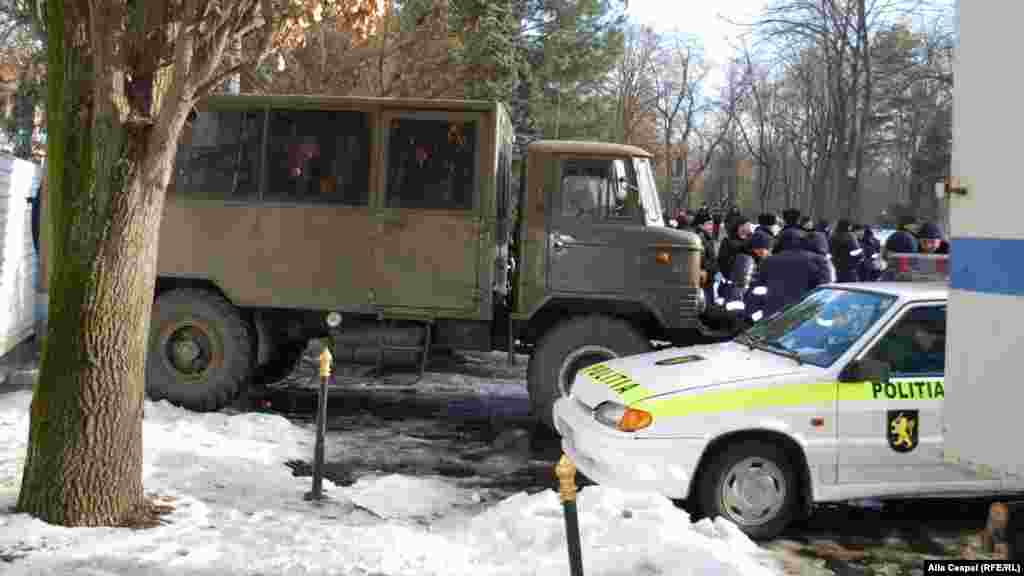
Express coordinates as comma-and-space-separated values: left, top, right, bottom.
626, 0, 769, 83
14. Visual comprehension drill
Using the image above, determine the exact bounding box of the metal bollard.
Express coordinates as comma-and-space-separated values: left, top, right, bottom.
304, 344, 333, 502
555, 454, 584, 576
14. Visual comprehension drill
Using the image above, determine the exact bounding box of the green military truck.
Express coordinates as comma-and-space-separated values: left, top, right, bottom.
151, 94, 707, 427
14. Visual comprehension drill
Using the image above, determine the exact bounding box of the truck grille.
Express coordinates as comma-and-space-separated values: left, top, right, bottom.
679, 287, 703, 325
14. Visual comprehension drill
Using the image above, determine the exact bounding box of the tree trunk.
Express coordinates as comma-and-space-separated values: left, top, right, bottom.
17, 0, 190, 527
664, 120, 673, 214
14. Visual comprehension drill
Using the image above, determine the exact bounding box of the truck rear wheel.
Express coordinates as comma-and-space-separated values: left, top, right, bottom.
528, 315, 650, 430
147, 288, 253, 411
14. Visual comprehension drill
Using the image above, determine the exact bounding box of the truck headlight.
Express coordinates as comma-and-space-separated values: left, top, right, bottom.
594, 401, 653, 432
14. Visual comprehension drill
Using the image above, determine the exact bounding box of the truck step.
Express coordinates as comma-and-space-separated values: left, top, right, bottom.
371, 317, 433, 383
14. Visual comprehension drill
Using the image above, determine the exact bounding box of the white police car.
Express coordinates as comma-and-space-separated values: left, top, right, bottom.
552, 253, 1021, 540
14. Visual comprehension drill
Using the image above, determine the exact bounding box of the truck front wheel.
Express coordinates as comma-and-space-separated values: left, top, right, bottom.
147, 288, 253, 411
528, 315, 650, 430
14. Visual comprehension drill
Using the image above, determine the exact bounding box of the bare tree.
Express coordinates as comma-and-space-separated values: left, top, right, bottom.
735, 47, 791, 211
684, 57, 750, 209
651, 33, 711, 211
603, 23, 659, 144
755, 0, 921, 219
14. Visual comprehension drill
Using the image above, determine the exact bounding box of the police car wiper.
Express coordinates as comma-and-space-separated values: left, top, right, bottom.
753, 339, 803, 366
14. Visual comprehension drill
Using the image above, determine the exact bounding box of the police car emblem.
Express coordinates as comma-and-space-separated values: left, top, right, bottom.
655, 354, 704, 366
887, 410, 919, 453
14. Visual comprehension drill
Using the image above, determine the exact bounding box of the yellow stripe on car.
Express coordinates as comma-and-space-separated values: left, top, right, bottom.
635, 382, 840, 418
628, 378, 944, 418
582, 362, 947, 417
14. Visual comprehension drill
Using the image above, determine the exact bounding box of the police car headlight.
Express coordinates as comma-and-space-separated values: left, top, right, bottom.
594, 401, 654, 432
594, 402, 626, 428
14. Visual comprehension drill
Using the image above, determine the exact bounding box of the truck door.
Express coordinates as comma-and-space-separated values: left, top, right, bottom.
546, 156, 640, 294
374, 111, 484, 312
838, 304, 1001, 492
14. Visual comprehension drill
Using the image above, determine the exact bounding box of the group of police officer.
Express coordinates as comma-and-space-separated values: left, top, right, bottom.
673, 206, 950, 332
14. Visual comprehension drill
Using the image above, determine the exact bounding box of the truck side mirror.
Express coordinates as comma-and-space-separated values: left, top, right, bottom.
839, 358, 890, 383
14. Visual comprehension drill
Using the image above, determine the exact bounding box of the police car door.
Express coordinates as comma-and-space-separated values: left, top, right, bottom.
838, 303, 964, 489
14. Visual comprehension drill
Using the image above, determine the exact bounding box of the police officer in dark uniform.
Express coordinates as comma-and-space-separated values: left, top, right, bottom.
830, 219, 864, 283
758, 213, 779, 237
799, 215, 815, 234
816, 219, 832, 237
722, 229, 773, 330
717, 216, 752, 282
885, 216, 919, 256
690, 209, 719, 301
748, 228, 833, 320
803, 231, 837, 283
781, 208, 802, 232
855, 224, 884, 281
918, 221, 949, 254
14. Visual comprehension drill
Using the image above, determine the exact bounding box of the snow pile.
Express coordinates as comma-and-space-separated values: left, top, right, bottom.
0, 390, 780, 575
455, 487, 777, 576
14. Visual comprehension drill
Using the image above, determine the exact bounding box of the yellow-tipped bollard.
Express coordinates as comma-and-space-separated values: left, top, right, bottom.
305, 343, 333, 502
556, 454, 584, 576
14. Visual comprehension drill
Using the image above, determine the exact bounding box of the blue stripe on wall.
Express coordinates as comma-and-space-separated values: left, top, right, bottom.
950, 237, 1024, 296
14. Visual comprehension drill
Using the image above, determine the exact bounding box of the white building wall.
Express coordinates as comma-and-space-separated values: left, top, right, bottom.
943, 1, 1024, 479
0, 154, 40, 356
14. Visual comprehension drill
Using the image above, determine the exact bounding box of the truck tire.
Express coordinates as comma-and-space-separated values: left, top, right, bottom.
147, 288, 253, 411
528, 315, 650, 430
695, 439, 798, 541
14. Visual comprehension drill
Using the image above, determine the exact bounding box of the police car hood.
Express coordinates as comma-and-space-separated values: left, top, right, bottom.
571, 341, 805, 409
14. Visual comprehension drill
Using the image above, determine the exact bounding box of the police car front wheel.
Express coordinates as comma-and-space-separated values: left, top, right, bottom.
696, 439, 798, 541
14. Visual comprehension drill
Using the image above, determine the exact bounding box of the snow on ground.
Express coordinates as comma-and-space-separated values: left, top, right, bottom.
0, 388, 782, 576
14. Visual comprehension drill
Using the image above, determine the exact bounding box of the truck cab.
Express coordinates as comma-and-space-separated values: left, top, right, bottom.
513, 141, 705, 427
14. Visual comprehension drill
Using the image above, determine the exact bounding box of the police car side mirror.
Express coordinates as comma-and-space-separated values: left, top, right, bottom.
840, 358, 890, 383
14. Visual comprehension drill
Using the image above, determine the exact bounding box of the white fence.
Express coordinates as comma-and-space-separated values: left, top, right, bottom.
0, 154, 41, 357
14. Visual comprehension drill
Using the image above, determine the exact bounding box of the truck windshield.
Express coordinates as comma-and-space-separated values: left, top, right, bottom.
739, 288, 898, 368
634, 158, 663, 226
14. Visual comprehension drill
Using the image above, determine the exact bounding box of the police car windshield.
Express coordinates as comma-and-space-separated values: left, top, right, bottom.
742, 288, 898, 368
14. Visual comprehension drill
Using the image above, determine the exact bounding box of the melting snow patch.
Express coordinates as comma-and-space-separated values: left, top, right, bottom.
344, 474, 467, 520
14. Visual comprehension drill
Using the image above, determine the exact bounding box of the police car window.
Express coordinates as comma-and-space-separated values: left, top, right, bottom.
865, 305, 946, 376
744, 288, 898, 368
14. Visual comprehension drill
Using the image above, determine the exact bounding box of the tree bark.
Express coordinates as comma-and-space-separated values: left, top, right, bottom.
17, 0, 190, 527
